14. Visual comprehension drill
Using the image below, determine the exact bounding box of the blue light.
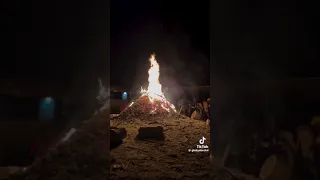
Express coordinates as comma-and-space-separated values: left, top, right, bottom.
44, 97, 52, 103
39, 97, 55, 120
122, 92, 128, 101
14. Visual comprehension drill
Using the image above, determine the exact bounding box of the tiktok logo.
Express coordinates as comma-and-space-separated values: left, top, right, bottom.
199, 136, 206, 144
190, 136, 209, 152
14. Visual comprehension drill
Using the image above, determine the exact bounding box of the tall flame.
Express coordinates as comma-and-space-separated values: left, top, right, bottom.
140, 53, 176, 112
141, 54, 163, 100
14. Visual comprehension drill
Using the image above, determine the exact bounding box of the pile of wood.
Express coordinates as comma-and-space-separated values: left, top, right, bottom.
190, 101, 209, 121
114, 95, 181, 121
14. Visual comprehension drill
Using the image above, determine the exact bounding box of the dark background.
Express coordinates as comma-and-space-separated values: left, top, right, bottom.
210, 0, 320, 159
3, 0, 110, 94
2, 0, 110, 121
111, 0, 210, 89
4, 0, 318, 94
3, 0, 210, 95
211, 0, 319, 80
1, 0, 110, 167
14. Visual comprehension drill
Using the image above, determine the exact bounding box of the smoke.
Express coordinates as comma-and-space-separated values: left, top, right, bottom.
127, 32, 209, 104
159, 34, 209, 86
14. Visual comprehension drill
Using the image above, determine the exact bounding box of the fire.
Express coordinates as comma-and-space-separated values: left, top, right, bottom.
140, 54, 164, 101
139, 54, 176, 113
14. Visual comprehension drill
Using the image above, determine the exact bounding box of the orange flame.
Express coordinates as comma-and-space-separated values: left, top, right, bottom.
140, 54, 176, 112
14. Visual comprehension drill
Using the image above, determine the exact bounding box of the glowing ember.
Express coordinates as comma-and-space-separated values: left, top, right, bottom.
132, 53, 176, 113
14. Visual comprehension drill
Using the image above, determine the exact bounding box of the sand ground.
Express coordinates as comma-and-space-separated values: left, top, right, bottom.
110, 115, 211, 180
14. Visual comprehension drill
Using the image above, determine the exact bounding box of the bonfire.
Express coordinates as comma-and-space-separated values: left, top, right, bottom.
117, 54, 177, 120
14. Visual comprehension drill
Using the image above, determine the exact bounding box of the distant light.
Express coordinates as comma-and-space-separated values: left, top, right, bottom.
39, 97, 55, 120
122, 92, 128, 100
44, 97, 53, 103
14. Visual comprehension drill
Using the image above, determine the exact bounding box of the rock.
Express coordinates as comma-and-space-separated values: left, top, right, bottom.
136, 126, 164, 141
110, 128, 127, 150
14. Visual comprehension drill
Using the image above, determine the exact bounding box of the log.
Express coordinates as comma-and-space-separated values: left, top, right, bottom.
203, 101, 209, 111
136, 126, 164, 141
206, 119, 210, 126
191, 110, 202, 120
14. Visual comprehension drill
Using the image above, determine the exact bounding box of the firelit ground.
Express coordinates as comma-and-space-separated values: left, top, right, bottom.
110, 116, 210, 180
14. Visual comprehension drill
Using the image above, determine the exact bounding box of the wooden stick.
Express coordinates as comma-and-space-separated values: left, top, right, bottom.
178, 106, 183, 114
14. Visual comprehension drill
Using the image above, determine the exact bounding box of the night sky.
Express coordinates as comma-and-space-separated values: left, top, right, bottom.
3, 0, 319, 93
3, 0, 209, 94
111, 0, 210, 88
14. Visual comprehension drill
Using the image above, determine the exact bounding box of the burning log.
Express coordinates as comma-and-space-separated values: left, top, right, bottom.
117, 95, 175, 121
